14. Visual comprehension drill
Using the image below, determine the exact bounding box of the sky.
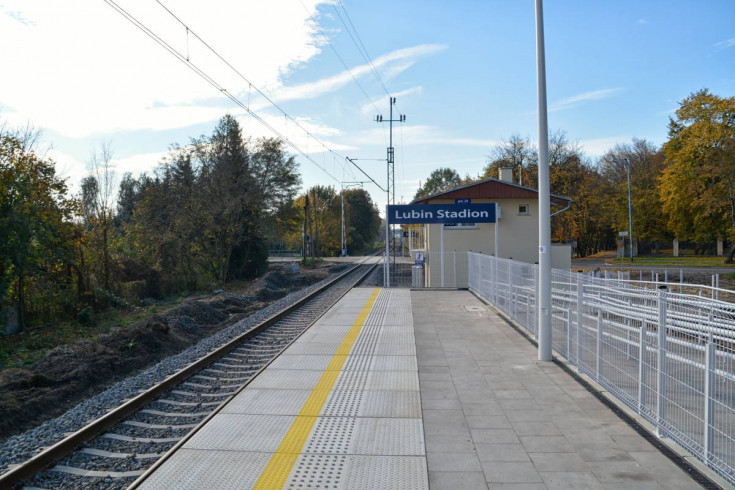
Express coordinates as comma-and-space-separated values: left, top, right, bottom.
1, 0, 734, 214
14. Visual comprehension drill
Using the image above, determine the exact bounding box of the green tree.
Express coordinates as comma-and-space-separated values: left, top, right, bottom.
344, 188, 380, 254
414, 167, 462, 200
658, 89, 735, 260
0, 135, 77, 330
600, 139, 669, 251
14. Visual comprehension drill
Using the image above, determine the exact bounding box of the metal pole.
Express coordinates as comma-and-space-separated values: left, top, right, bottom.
384, 205, 390, 287
440, 225, 445, 287
657, 287, 667, 437
704, 332, 715, 461
341, 186, 346, 256
494, 203, 500, 258
638, 319, 647, 414
596, 309, 602, 381
576, 273, 583, 370
626, 158, 633, 261
535, 0, 552, 361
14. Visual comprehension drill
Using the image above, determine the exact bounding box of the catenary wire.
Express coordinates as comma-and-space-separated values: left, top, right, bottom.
153, 0, 365, 184
334, 0, 390, 98
104, 0, 385, 191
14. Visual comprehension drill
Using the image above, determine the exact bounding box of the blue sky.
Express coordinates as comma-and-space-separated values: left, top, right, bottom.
1, 0, 733, 212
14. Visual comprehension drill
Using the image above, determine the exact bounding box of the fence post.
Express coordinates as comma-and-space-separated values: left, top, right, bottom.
566, 307, 571, 358
626, 297, 632, 360
534, 265, 539, 337
453, 251, 457, 288
509, 264, 515, 318
493, 258, 498, 305
638, 319, 647, 415
596, 309, 602, 382
657, 286, 667, 438
704, 332, 715, 462
577, 273, 584, 370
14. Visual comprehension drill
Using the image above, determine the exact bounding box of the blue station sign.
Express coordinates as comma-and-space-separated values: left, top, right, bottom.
388, 203, 496, 224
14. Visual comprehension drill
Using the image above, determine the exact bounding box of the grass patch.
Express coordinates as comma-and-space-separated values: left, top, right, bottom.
0, 301, 179, 371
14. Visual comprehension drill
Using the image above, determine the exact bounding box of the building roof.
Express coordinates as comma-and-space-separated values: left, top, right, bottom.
412, 177, 571, 205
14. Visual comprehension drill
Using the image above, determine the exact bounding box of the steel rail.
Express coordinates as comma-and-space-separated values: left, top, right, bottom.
128, 261, 376, 489
0, 260, 376, 489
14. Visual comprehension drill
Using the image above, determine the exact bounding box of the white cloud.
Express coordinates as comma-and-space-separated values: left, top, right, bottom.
714, 38, 735, 51
636, 19, 648, 25
273, 44, 445, 103
0, 0, 326, 138
550, 88, 623, 112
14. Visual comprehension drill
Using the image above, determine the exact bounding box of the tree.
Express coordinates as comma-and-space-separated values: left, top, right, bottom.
84, 142, 117, 290
0, 135, 77, 330
483, 134, 537, 185
658, 89, 735, 260
600, 139, 669, 251
344, 188, 380, 254
414, 167, 462, 200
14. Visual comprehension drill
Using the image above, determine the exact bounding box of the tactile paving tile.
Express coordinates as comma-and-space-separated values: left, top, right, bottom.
322, 390, 422, 418
377, 327, 417, 344
297, 331, 356, 344
303, 417, 424, 455
371, 342, 416, 356
365, 371, 420, 391
138, 449, 271, 490
220, 389, 312, 415
313, 311, 365, 326
288, 454, 428, 490
283, 342, 340, 356
247, 369, 323, 390
369, 355, 418, 371
183, 414, 294, 451
268, 354, 343, 371
381, 308, 414, 326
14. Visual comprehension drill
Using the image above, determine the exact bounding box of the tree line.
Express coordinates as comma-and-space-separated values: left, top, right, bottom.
0, 115, 378, 333
414, 89, 735, 259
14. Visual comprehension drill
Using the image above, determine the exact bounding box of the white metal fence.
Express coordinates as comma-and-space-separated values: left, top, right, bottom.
468, 252, 735, 484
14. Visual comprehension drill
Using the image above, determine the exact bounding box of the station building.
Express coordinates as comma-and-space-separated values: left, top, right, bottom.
409, 167, 572, 287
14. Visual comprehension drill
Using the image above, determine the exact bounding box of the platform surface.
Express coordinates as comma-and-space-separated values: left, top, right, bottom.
413, 290, 701, 490
138, 288, 704, 490
138, 287, 427, 490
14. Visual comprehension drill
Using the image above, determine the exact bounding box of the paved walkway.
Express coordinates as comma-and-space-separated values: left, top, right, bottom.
413, 290, 702, 490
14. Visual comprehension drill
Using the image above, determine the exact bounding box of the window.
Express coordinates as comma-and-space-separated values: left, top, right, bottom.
444, 223, 478, 229
518, 204, 530, 216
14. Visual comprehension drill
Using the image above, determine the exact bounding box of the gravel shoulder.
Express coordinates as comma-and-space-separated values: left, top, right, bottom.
0, 262, 345, 446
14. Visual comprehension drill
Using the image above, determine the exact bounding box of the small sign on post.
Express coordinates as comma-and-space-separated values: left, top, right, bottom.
414, 251, 425, 266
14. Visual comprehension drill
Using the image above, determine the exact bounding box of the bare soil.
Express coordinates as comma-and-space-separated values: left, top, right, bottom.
0, 262, 342, 442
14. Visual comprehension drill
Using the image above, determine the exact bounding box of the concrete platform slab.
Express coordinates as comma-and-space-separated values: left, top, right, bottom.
412, 290, 707, 490
138, 288, 428, 490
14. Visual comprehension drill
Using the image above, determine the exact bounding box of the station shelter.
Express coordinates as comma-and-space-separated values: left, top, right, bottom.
407, 167, 572, 287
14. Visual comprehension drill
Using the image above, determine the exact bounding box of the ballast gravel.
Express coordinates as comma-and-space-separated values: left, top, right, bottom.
0, 268, 348, 475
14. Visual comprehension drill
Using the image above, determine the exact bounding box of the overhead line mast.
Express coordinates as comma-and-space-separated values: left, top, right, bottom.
375, 97, 406, 286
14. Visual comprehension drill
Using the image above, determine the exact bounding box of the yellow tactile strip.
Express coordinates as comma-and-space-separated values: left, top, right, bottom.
253, 287, 381, 489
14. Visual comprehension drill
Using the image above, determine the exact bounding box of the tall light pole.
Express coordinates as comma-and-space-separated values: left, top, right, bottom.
535, 0, 552, 362
625, 158, 633, 261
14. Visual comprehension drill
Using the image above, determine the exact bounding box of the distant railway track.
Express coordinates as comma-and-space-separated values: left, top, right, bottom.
0, 261, 377, 490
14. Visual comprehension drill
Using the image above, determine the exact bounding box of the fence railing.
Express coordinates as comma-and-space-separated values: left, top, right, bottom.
468, 252, 735, 485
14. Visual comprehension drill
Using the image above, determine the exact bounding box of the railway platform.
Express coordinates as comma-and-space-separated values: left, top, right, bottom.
133, 288, 712, 489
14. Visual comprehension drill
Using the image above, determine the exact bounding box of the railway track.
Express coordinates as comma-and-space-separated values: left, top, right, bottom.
1, 261, 377, 490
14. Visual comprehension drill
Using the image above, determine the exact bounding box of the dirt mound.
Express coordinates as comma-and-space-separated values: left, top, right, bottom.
0, 263, 341, 441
